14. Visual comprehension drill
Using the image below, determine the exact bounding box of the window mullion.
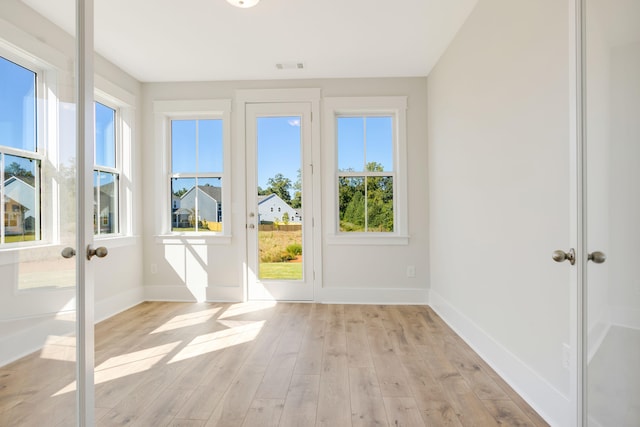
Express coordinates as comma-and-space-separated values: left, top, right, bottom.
1, 153, 4, 244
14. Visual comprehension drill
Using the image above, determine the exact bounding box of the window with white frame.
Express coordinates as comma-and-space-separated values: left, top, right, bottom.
0, 56, 41, 245
170, 118, 224, 233
325, 96, 408, 244
94, 101, 119, 236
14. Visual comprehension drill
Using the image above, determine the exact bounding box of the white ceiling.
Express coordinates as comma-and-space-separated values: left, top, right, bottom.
22, 0, 478, 83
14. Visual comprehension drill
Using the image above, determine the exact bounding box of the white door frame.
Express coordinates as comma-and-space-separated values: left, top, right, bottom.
236, 89, 322, 301
76, 0, 96, 425
569, 0, 587, 425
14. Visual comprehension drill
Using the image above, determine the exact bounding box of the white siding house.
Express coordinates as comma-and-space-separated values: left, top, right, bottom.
173, 185, 222, 228
3, 176, 37, 236
257, 194, 301, 224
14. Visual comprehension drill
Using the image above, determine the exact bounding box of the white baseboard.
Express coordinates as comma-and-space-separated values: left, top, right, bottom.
145, 285, 243, 303
0, 314, 75, 367
317, 286, 429, 305
429, 290, 569, 427
0, 287, 145, 368
95, 287, 145, 323
609, 305, 640, 330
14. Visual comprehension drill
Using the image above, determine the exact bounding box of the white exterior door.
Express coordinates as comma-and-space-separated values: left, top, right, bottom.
245, 102, 315, 300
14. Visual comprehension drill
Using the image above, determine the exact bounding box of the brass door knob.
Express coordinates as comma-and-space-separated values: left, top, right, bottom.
552, 248, 575, 265
588, 251, 606, 264
87, 246, 108, 260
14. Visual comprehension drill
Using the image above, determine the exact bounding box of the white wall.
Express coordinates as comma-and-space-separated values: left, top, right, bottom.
608, 42, 640, 330
142, 78, 429, 303
427, 0, 571, 425
0, 1, 144, 366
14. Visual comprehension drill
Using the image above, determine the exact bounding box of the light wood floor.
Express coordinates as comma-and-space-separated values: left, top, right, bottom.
1, 302, 549, 426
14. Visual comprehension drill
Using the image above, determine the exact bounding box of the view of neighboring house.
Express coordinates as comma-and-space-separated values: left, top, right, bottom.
172, 185, 222, 228
258, 193, 301, 224
3, 176, 36, 236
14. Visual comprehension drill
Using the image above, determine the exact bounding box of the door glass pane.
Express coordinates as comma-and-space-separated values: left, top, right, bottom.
256, 116, 303, 280
0, 12, 79, 425
585, 1, 640, 425
94, 171, 118, 235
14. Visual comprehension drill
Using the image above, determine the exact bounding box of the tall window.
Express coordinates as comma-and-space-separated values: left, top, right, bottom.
337, 115, 395, 233
170, 119, 223, 233
0, 56, 41, 245
94, 101, 119, 235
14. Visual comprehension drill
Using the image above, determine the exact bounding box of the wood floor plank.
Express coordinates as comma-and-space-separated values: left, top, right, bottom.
344, 305, 374, 368
242, 399, 284, 427
169, 419, 206, 427
442, 336, 509, 401
482, 399, 537, 427
383, 397, 426, 427
279, 374, 320, 427
440, 376, 500, 427
316, 373, 351, 427
349, 367, 389, 427
399, 355, 462, 427
128, 387, 194, 427
322, 304, 348, 377
175, 343, 253, 420
294, 316, 326, 375
203, 362, 267, 427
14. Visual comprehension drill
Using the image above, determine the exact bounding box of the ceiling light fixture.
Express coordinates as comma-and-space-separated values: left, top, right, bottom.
226, 0, 260, 8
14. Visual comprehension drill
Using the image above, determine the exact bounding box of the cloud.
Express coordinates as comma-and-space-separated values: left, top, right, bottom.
288, 119, 300, 127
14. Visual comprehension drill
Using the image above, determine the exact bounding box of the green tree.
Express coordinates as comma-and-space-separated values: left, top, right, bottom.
265, 173, 292, 203
290, 169, 302, 209
338, 162, 393, 232
4, 161, 35, 186
173, 187, 188, 198
282, 212, 290, 224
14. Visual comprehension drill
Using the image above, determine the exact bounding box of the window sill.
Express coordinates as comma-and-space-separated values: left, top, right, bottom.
154, 234, 232, 245
325, 234, 409, 246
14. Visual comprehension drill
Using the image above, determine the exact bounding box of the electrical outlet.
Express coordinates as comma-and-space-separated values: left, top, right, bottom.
562, 343, 571, 370
406, 265, 416, 278
150, 263, 158, 274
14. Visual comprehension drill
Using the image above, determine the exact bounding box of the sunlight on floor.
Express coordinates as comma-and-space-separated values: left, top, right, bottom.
150, 306, 222, 334
53, 341, 182, 396
217, 301, 276, 319
169, 320, 265, 364
40, 335, 76, 362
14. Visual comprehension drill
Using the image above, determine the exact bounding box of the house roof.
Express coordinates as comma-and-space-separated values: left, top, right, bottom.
197, 185, 222, 202
4, 176, 36, 213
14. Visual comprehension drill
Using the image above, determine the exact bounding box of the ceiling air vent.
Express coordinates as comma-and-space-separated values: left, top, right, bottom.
276, 62, 305, 70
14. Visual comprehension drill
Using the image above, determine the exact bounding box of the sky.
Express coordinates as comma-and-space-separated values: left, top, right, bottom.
0, 56, 36, 153
257, 116, 301, 191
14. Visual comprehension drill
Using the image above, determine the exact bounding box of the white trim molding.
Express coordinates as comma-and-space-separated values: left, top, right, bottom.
429, 290, 569, 427
323, 96, 409, 245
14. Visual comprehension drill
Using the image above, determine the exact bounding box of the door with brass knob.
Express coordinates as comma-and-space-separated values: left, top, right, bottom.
581, 0, 638, 423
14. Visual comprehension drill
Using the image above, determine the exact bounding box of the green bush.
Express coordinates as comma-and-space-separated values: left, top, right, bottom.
286, 243, 302, 257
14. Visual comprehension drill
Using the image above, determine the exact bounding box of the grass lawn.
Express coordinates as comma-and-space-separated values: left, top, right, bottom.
5, 234, 36, 243
259, 262, 302, 280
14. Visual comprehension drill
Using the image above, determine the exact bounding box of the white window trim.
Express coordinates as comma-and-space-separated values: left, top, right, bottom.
324, 96, 409, 245
94, 81, 136, 242
0, 48, 49, 249
153, 99, 232, 244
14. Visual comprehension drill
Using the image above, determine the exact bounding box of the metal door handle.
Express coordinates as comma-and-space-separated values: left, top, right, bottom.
588, 251, 606, 264
248, 224, 255, 229
61, 247, 76, 259
552, 248, 575, 265
87, 246, 108, 260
